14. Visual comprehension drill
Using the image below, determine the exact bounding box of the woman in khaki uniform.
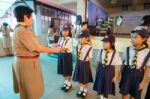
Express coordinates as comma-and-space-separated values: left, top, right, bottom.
12, 6, 67, 99
0, 22, 13, 55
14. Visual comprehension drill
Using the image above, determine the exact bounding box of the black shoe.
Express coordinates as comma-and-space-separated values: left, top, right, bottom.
82, 91, 88, 98
61, 84, 67, 90
76, 91, 83, 97
64, 85, 72, 92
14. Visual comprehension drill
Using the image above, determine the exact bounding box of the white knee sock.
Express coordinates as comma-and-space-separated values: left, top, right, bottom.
83, 88, 88, 92
67, 81, 72, 86
80, 87, 84, 91
99, 95, 104, 99
65, 80, 68, 85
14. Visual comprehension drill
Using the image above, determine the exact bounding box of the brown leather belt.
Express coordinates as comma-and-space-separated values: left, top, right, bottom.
17, 55, 39, 59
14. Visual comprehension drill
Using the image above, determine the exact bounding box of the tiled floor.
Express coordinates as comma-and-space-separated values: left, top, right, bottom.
0, 53, 149, 99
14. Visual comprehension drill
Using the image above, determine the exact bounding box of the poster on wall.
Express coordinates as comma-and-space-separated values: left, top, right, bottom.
115, 16, 123, 26
88, 1, 107, 26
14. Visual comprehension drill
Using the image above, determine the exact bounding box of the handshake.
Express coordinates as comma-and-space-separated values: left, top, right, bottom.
57, 48, 68, 53
53, 43, 68, 53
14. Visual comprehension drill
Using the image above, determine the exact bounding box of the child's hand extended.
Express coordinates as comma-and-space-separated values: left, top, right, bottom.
139, 82, 145, 90
53, 43, 60, 47
58, 48, 68, 53
118, 74, 122, 82
112, 77, 117, 83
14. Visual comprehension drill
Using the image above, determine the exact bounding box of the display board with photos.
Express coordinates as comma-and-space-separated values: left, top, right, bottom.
96, 17, 114, 35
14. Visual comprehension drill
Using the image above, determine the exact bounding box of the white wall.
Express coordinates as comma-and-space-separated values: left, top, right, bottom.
109, 10, 150, 34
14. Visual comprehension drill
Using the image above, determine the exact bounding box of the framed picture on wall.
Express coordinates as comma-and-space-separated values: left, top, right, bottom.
115, 16, 123, 26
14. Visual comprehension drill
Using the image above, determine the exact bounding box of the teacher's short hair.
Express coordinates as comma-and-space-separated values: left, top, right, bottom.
13, 6, 33, 22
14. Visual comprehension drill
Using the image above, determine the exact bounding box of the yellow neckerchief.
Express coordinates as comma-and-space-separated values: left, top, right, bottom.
17, 22, 28, 26
134, 44, 147, 51
131, 44, 147, 69
77, 43, 89, 58
104, 49, 113, 53
104, 49, 113, 66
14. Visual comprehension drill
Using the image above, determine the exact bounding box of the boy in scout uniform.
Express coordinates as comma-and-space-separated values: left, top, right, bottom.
12, 6, 67, 99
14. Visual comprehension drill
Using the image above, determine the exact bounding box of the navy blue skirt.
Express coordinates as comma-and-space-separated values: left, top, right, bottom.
72, 60, 93, 84
119, 66, 144, 99
93, 63, 115, 98
57, 53, 73, 76
145, 82, 150, 99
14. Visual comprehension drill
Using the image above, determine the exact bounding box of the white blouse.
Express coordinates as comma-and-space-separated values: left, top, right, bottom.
96, 49, 122, 66
58, 37, 73, 53
123, 46, 150, 69
77, 44, 93, 61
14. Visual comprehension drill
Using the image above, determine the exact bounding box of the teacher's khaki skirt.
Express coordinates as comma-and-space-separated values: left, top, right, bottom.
12, 57, 44, 98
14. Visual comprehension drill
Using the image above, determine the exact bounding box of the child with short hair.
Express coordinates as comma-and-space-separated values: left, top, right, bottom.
73, 30, 93, 98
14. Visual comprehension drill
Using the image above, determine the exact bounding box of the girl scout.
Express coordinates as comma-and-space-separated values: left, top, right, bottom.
119, 29, 150, 99
57, 24, 73, 92
73, 31, 93, 98
12, 6, 67, 99
93, 34, 122, 99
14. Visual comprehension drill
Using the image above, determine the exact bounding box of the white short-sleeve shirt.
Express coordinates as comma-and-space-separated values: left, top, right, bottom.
96, 49, 122, 66
77, 44, 93, 61
58, 37, 73, 53
123, 46, 150, 69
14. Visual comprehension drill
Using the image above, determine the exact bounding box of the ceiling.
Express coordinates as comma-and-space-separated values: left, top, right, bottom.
0, 0, 16, 17
47, 0, 77, 12
0, 0, 149, 18
92, 0, 150, 13
0, 0, 77, 18
46, 0, 150, 14
93, 0, 150, 7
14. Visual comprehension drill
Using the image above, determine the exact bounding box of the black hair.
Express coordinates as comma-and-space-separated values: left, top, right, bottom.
141, 15, 150, 26
3, 22, 8, 27
62, 24, 72, 37
111, 44, 116, 50
13, 6, 33, 22
61, 29, 72, 37
68, 30, 72, 37
66, 29, 72, 37
82, 21, 88, 26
